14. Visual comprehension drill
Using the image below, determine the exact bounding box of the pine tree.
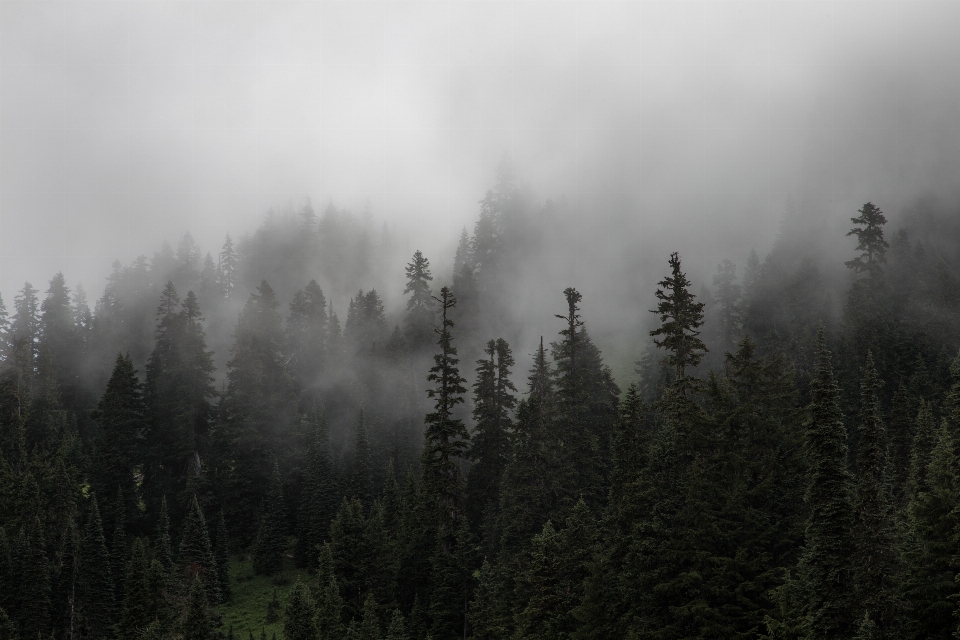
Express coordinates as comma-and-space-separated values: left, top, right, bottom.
421, 286, 469, 528
219, 235, 239, 301
283, 579, 318, 640
10, 282, 40, 365
352, 409, 374, 504
214, 511, 231, 602
888, 382, 913, 505
403, 251, 435, 351
78, 496, 116, 639
851, 352, 904, 638
799, 326, 856, 639
181, 575, 212, 640
649, 252, 707, 389
295, 403, 337, 568
179, 494, 220, 601
253, 461, 287, 575
711, 258, 743, 349
118, 539, 152, 640
358, 593, 382, 640
0, 527, 11, 616
316, 543, 345, 639
428, 517, 477, 640
902, 423, 959, 638
466, 339, 516, 530
845, 202, 889, 278
155, 495, 174, 574
384, 609, 408, 640
92, 353, 145, 517
111, 485, 127, 596
0, 607, 16, 640
287, 280, 328, 391
17, 514, 51, 639
330, 498, 367, 619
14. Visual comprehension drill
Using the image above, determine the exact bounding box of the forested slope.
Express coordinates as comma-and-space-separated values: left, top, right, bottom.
2, 168, 960, 640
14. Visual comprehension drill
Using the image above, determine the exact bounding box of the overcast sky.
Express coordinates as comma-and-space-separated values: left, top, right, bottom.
3, 1, 960, 302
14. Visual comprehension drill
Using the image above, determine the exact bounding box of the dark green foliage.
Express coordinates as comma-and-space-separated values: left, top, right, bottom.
466, 338, 516, 531
358, 594, 381, 640
283, 579, 318, 640
214, 511, 231, 601
845, 202, 889, 277
253, 461, 287, 576
421, 286, 469, 528
265, 589, 281, 624
330, 498, 367, 619
111, 485, 127, 596
649, 252, 707, 385
181, 575, 212, 640
711, 258, 743, 350
888, 382, 913, 505
902, 423, 959, 638
92, 353, 145, 522
286, 280, 328, 390
0, 608, 16, 640
352, 409, 374, 504
799, 327, 856, 639
155, 495, 174, 573
295, 404, 336, 568
384, 609, 408, 640
78, 497, 116, 639
403, 251, 435, 350
851, 353, 904, 637
179, 494, 220, 601
316, 543, 345, 638
17, 515, 51, 640
428, 517, 477, 640
118, 539, 152, 640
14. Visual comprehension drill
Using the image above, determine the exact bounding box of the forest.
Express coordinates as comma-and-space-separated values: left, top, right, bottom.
2, 165, 960, 640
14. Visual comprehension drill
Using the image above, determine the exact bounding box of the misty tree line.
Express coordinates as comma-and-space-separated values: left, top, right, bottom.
1, 164, 960, 640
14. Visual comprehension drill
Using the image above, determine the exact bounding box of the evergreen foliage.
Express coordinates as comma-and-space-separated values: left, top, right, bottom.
403, 251, 435, 350
78, 496, 117, 639
179, 494, 220, 601
649, 252, 707, 389
282, 579, 318, 640
253, 461, 287, 576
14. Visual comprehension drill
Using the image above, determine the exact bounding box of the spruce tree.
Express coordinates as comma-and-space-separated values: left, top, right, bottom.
253, 461, 287, 575
181, 575, 212, 640
214, 511, 231, 601
118, 539, 152, 640
78, 496, 116, 639
295, 403, 336, 568
466, 338, 516, 530
711, 258, 743, 349
352, 409, 374, 504
0, 608, 16, 640
421, 286, 469, 528
111, 485, 127, 596
330, 498, 367, 619
384, 609, 408, 640
888, 382, 912, 505
798, 326, 856, 639
17, 514, 51, 639
179, 494, 220, 601
649, 252, 707, 389
851, 352, 904, 637
155, 495, 174, 574
845, 202, 889, 277
403, 250, 435, 351
316, 543, 345, 639
286, 280, 328, 391
283, 579, 318, 640
358, 594, 382, 640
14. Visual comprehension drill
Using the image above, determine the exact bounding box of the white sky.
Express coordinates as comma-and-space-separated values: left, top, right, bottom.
3, 1, 960, 301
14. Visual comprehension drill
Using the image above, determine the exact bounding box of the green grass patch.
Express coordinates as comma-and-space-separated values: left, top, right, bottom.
218, 545, 312, 640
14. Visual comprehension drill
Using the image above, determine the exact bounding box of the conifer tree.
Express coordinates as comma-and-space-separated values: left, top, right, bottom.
712, 258, 743, 349
118, 539, 152, 640
92, 353, 145, 519
214, 511, 231, 602
17, 514, 51, 639
649, 252, 707, 389
0, 527, 11, 615
421, 286, 469, 528
466, 338, 516, 530
358, 594, 382, 640
902, 423, 959, 638
111, 485, 127, 596
330, 498, 367, 619
0, 608, 16, 640
253, 461, 287, 576
845, 202, 889, 278
179, 494, 220, 601
219, 235, 239, 301
352, 409, 374, 504
316, 543, 345, 639
78, 496, 116, 639
403, 251, 435, 350
10, 282, 39, 364
283, 579, 318, 640
286, 280, 328, 390
181, 575, 212, 640
799, 326, 856, 639
296, 403, 336, 568
888, 382, 913, 505
428, 517, 477, 640
851, 352, 904, 638
384, 609, 408, 640
155, 495, 174, 574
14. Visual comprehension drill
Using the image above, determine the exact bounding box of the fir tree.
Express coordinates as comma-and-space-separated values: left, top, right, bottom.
421, 286, 469, 528
403, 251, 435, 350
845, 202, 889, 277
286, 280, 328, 391
330, 498, 367, 619
283, 579, 318, 640
712, 258, 743, 349
155, 495, 174, 574
111, 485, 127, 596
0, 608, 16, 640
649, 252, 707, 389
352, 409, 374, 504
295, 403, 336, 568
179, 494, 220, 601
214, 511, 231, 602
118, 539, 152, 640
78, 496, 116, 639
219, 235, 239, 301
17, 514, 51, 639
799, 326, 856, 639
253, 461, 287, 575
852, 352, 904, 638
888, 382, 913, 505
358, 594, 382, 640
181, 575, 212, 640
384, 609, 408, 640
316, 543, 345, 639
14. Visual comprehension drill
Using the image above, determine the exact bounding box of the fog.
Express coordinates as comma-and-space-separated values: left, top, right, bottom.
4, 1, 960, 381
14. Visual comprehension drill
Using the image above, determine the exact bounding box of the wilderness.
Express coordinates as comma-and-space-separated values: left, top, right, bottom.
1, 160, 960, 640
